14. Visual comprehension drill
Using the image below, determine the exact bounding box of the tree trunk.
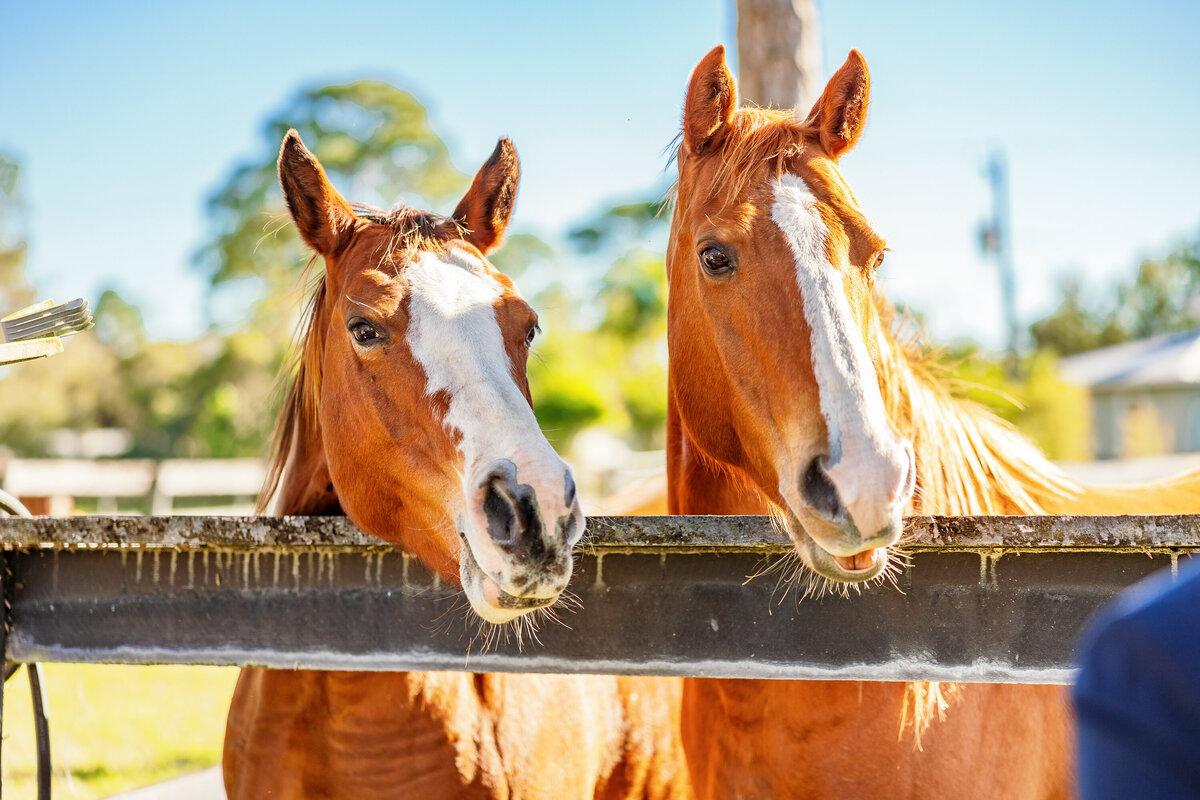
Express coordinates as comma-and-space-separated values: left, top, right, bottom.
735, 0, 822, 112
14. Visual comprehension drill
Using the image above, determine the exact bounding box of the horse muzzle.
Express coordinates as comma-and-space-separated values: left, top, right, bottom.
790, 442, 915, 582
459, 458, 583, 623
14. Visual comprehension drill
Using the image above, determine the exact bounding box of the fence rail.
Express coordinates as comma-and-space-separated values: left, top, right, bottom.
1, 515, 1197, 683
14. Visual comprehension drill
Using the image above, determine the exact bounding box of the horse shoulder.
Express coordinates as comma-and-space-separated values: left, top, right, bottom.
225, 670, 508, 799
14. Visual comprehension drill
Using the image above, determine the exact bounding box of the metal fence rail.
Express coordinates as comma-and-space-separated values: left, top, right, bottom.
1, 515, 1197, 684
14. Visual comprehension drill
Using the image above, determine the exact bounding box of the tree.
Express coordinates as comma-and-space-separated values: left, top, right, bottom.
1031, 235, 1200, 356
735, 0, 822, 110
196, 81, 466, 334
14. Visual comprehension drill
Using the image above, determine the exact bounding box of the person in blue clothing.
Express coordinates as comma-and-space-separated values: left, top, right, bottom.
1073, 557, 1200, 798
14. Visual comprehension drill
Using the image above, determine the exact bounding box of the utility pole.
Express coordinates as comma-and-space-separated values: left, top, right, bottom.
734, 0, 822, 111
979, 150, 1020, 369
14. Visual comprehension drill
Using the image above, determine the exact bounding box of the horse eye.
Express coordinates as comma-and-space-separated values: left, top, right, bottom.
873, 251, 886, 270
525, 324, 540, 347
349, 320, 381, 344
700, 246, 733, 275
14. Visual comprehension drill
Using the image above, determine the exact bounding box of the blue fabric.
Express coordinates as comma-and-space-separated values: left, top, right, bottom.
1073, 558, 1200, 799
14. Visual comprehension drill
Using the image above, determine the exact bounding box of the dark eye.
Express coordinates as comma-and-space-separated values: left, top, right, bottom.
349, 319, 381, 344
700, 246, 734, 276
872, 250, 886, 270
525, 324, 540, 347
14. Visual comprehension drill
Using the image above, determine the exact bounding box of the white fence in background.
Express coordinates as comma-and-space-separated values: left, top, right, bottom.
0, 458, 265, 515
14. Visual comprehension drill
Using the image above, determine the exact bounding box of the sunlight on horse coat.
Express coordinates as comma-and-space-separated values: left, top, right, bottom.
665, 45, 1200, 800
222, 132, 691, 800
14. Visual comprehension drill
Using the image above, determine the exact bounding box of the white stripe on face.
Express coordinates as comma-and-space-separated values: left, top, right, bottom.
404, 248, 533, 468
770, 173, 909, 534
403, 248, 580, 572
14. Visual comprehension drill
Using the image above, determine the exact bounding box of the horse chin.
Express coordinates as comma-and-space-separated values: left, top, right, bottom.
458, 537, 560, 625
786, 511, 895, 584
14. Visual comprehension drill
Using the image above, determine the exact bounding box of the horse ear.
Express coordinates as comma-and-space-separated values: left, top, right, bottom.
804, 50, 870, 161
683, 45, 737, 156
452, 138, 520, 255
277, 130, 357, 255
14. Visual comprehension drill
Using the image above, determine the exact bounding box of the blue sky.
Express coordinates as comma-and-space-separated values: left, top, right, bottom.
3, 0, 1198, 348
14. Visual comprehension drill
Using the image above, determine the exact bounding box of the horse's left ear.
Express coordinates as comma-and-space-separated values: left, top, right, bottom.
452, 138, 520, 255
804, 50, 871, 161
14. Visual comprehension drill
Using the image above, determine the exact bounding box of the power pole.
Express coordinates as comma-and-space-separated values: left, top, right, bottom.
734, 0, 822, 111
979, 150, 1020, 369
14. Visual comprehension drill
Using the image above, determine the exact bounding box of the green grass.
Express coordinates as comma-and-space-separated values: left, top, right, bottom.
2, 664, 239, 799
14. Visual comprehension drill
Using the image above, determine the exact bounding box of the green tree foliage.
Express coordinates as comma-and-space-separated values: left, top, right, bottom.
1032, 236, 1200, 356
197, 81, 466, 334
521, 195, 671, 450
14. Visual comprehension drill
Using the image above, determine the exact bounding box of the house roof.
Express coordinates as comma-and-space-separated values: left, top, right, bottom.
1058, 329, 1200, 389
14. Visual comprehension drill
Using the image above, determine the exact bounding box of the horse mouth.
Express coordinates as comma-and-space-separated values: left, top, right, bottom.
786, 512, 895, 584
458, 532, 564, 623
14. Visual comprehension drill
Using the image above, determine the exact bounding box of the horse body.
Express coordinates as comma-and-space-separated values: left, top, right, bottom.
224, 131, 691, 800
666, 45, 1200, 799
226, 669, 687, 800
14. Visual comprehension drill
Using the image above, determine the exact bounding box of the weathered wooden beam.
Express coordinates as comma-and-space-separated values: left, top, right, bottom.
0, 515, 1196, 684
3, 514, 1200, 551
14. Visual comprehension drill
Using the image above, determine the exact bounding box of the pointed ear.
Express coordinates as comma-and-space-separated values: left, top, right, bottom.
683, 45, 737, 156
277, 129, 357, 255
452, 138, 520, 255
804, 50, 870, 161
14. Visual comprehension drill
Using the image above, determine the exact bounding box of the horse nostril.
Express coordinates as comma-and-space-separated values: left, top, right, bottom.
802, 457, 844, 520
479, 461, 545, 553
482, 475, 519, 546
564, 472, 577, 509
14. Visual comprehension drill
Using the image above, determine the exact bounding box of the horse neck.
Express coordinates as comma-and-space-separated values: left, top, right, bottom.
874, 316, 1079, 516
274, 421, 341, 516
665, 387, 779, 516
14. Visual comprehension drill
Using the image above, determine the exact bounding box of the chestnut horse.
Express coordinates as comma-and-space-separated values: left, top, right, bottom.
223, 131, 691, 799
667, 47, 1200, 798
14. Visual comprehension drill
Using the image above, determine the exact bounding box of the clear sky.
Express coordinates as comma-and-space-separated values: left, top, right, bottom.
3, 0, 1198, 348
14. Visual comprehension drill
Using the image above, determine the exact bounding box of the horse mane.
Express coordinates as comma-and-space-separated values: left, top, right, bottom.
874, 299, 1080, 517
255, 204, 463, 514
678, 107, 812, 203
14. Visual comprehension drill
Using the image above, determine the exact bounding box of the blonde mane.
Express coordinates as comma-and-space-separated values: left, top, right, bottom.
875, 301, 1080, 517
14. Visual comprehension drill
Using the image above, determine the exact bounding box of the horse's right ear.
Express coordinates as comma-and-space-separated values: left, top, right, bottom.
682, 45, 737, 157
277, 130, 357, 256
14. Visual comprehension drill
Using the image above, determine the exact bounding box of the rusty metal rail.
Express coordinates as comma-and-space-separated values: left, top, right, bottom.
1, 515, 1197, 684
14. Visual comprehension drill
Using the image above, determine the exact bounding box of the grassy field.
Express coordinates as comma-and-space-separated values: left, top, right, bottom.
2, 664, 239, 799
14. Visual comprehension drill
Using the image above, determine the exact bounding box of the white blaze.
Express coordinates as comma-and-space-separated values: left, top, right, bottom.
771, 173, 909, 536
403, 248, 580, 573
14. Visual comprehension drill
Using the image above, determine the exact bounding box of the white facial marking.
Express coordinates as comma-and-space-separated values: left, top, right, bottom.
404, 248, 532, 468
771, 173, 909, 535
403, 248, 581, 593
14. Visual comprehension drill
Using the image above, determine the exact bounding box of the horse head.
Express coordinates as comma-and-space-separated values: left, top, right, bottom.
275, 131, 583, 623
670, 47, 914, 583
